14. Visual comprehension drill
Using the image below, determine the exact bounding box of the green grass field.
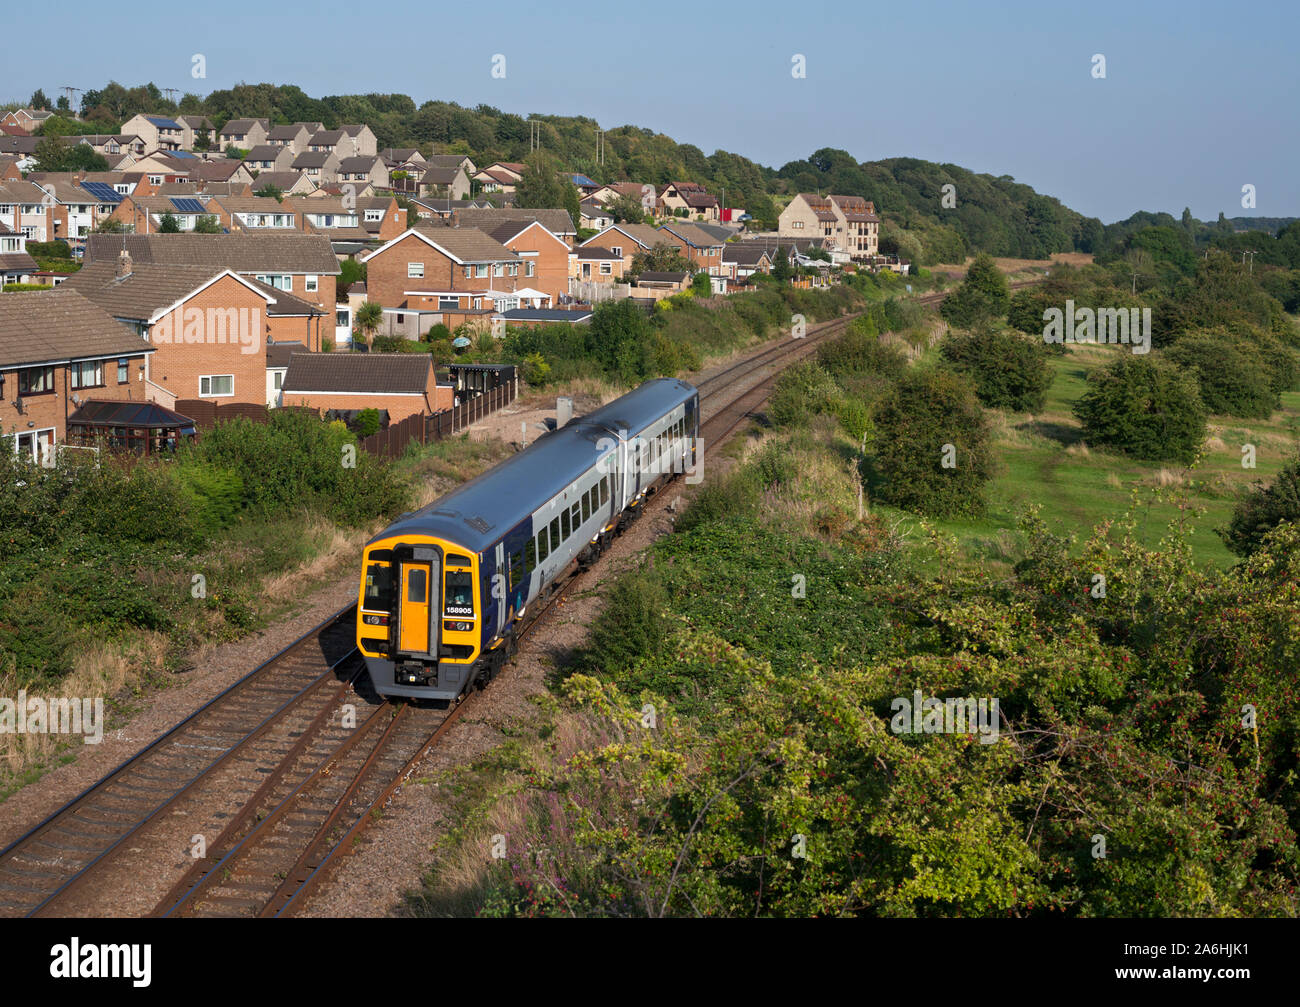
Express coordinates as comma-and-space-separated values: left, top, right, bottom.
876, 343, 1300, 570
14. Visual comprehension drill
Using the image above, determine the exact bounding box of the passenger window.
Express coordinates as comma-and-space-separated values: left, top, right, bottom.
407, 568, 427, 603
581, 493, 590, 522
525, 538, 536, 572
570, 502, 580, 527
549, 517, 560, 550
600, 477, 609, 504
561, 509, 571, 539
509, 550, 523, 587
537, 532, 549, 562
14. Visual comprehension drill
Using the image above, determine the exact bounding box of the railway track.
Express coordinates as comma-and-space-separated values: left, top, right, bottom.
0, 279, 1014, 918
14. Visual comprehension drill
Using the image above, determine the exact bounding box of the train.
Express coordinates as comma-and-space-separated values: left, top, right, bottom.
356, 378, 701, 701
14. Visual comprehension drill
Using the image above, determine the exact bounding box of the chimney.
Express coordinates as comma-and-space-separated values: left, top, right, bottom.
449, 210, 459, 228
116, 249, 132, 278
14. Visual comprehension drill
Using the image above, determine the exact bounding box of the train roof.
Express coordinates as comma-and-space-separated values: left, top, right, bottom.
371, 378, 697, 554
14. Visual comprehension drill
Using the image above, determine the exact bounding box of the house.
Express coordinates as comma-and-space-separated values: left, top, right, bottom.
722, 243, 773, 280
78, 134, 148, 158
657, 181, 717, 220
108, 194, 231, 234
280, 352, 453, 422
361, 225, 522, 320
450, 207, 577, 246
247, 170, 315, 196
120, 115, 185, 153
0, 134, 39, 169
32, 179, 102, 250
424, 153, 477, 176
779, 193, 879, 260
64, 251, 278, 409
0, 288, 155, 462
0, 108, 56, 134
471, 161, 527, 194
0, 156, 22, 182
0, 222, 38, 283
83, 233, 342, 330
392, 159, 469, 199
357, 196, 406, 243
266, 124, 312, 155
293, 151, 340, 185
188, 159, 256, 187
287, 196, 370, 241
336, 156, 389, 190
579, 201, 614, 231
340, 125, 377, 158
573, 245, 626, 285
265, 340, 304, 407
631, 271, 690, 298
0, 181, 56, 241
218, 118, 270, 152
656, 222, 726, 275
579, 222, 675, 271
477, 218, 570, 304
243, 145, 295, 174
210, 196, 300, 233
592, 182, 658, 215
563, 173, 601, 197
408, 196, 491, 222
179, 116, 217, 149
307, 130, 356, 160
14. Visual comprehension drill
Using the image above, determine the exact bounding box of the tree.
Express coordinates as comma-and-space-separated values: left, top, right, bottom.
940, 325, 1054, 411
254, 184, 283, 201
940, 253, 1009, 328
607, 193, 644, 224
1221, 452, 1300, 556
193, 215, 222, 234
56, 95, 70, 113
771, 246, 793, 283
94, 218, 129, 234
30, 89, 50, 111
32, 137, 108, 173
586, 299, 652, 383
354, 300, 384, 349
691, 271, 713, 297
872, 367, 994, 517
1073, 355, 1206, 464
159, 212, 181, 233
628, 244, 690, 281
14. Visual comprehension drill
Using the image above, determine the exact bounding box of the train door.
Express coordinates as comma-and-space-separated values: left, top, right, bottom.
397, 553, 440, 657
493, 541, 507, 637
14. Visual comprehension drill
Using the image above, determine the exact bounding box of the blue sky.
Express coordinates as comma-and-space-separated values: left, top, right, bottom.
5, 0, 1296, 223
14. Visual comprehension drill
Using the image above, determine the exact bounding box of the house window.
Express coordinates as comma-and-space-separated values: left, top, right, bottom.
492, 264, 503, 277
17, 366, 55, 395
336, 310, 349, 327
792, 221, 804, 229
199, 374, 234, 397
525, 261, 534, 277
70, 360, 104, 389
365, 209, 382, 222
408, 262, 424, 279
273, 372, 283, 390
117, 359, 128, 383
507, 264, 517, 276
475, 264, 488, 278
600, 262, 612, 275
305, 275, 318, 293
611, 246, 622, 257
439, 296, 458, 310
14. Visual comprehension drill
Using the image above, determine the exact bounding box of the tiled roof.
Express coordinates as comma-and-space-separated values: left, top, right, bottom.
452, 208, 575, 236
268, 125, 306, 140
282, 352, 433, 395
407, 225, 519, 263
293, 151, 333, 168
85, 233, 341, 274
266, 341, 306, 368
0, 252, 38, 272
63, 260, 247, 321
0, 288, 154, 368
337, 156, 381, 172
244, 145, 285, 161
251, 171, 312, 192
310, 130, 346, 145
581, 223, 666, 249
220, 119, 265, 135
658, 223, 723, 248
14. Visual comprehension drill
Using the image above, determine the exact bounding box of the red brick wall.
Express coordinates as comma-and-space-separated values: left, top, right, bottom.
506, 223, 569, 302
145, 274, 269, 404
366, 233, 501, 308
266, 313, 323, 352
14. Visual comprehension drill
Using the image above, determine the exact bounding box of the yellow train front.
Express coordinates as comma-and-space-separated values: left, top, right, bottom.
357, 378, 700, 701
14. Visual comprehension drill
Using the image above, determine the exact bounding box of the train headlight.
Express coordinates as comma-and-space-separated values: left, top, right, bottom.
443, 620, 473, 633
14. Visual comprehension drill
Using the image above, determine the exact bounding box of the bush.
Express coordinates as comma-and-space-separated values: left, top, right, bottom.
691, 271, 712, 297
1220, 453, 1300, 557
176, 462, 245, 537
577, 567, 669, 675
353, 408, 381, 438
587, 299, 653, 384
425, 322, 452, 343
1073, 355, 1206, 464
940, 253, 1010, 328
872, 367, 994, 517
768, 361, 840, 427
25, 240, 71, 259
1165, 330, 1276, 418
817, 325, 908, 383
940, 325, 1054, 411
520, 352, 551, 386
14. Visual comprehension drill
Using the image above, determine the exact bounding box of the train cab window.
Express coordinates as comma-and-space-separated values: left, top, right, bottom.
364, 563, 393, 610
549, 517, 560, 551
561, 509, 571, 539
525, 538, 536, 572
407, 568, 427, 603
581, 492, 590, 522
444, 570, 474, 616
537, 531, 549, 562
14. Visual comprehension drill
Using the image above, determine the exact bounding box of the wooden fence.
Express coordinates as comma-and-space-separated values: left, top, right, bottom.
357, 379, 518, 459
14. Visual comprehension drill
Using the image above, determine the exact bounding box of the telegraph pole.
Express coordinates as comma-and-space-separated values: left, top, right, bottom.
1242, 249, 1257, 275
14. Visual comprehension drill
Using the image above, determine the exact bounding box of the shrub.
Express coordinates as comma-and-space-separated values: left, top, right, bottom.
1073, 355, 1206, 464
940, 253, 1010, 328
817, 326, 908, 383
1165, 330, 1276, 418
940, 325, 1054, 411
872, 367, 994, 517
353, 408, 381, 438
1220, 453, 1300, 556
691, 271, 712, 297
768, 361, 840, 427
176, 462, 245, 537
520, 352, 551, 386
578, 567, 669, 675
425, 322, 453, 343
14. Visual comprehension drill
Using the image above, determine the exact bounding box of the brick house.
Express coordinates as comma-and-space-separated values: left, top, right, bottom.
479, 218, 570, 304
656, 222, 726, 275
0, 108, 55, 134
64, 252, 276, 409
579, 222, 675, 271
288, 196, 372, 241
573, 245, 626, 285
179, 115, 217, 149
0, 221, 38, 283
0, 180, 55, 242
340, 125, 378, 158
0, 288, 155, 462
211, 195, 300, 233
307, 130, 356, 160
84, 233, 342, 319
108, 194, 233, 234
281, 352, 453, 421
452, 207, 576, 247
361, 225, 520, 314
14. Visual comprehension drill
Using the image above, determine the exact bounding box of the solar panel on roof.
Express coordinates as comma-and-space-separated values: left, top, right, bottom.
171, 198, 205, 214
80, 181, 123, 202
